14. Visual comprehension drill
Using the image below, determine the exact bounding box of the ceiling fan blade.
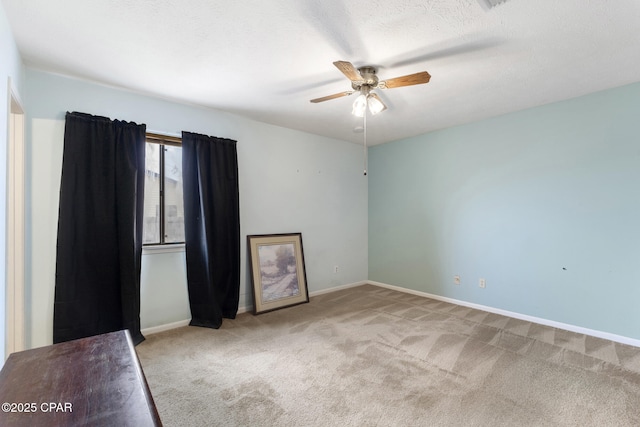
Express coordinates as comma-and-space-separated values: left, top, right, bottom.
333, 61, 363, 82
380, 71, 431, 89
310, 91, 354, 103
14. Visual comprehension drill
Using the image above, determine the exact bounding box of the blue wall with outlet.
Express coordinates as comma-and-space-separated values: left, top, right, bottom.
369, 82, 640, 340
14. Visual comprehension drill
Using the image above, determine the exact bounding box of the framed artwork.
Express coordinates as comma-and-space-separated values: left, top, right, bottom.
247, 233, 309, 314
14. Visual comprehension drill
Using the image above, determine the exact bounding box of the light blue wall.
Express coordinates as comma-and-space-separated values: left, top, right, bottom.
369, 83, 640, 340
1, 2, 25, 363
24, 69, 368, 348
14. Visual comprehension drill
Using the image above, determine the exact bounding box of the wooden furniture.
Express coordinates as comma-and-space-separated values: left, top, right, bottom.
0, 330, 162, 426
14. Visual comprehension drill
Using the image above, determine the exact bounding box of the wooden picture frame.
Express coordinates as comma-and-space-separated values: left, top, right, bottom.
247, 233, 309, 314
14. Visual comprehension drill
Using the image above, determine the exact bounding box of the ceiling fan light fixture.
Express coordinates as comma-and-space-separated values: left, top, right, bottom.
352, 93, 367, 117
367, 93, 387, 115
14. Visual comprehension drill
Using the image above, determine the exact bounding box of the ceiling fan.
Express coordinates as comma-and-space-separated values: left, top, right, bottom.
310, 61, 431, 116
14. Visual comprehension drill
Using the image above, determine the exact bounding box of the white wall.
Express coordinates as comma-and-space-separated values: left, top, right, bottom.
1, 2, 25, 363
24, 69, 368, 349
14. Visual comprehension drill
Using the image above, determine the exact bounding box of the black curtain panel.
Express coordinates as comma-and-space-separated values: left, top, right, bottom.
54, 112, 146, 345
182, 131, 240, 328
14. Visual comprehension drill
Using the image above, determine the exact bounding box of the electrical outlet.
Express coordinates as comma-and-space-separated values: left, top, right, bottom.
454, 275, 461, 285
479, 278, 486, 288
334, 265, 339, 274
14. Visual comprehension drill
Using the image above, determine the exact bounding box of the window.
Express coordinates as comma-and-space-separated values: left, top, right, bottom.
143, 134, 185, 245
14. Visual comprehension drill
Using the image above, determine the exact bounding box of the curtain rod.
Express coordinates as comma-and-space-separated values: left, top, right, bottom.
146, 132, 182, 146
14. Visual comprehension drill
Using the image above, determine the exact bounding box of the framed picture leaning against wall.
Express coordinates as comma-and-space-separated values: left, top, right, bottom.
247, 233, 309, 314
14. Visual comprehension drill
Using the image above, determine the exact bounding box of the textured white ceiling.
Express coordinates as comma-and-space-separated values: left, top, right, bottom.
3, 0, 640, 145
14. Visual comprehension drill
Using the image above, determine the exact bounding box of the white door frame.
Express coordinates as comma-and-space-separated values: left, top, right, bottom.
6, 77, 25, 357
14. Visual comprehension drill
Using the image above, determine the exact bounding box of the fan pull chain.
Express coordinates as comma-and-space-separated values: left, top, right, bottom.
363, 112, 368, 176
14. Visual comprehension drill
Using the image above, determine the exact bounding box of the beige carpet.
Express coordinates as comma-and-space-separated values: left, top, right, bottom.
137, 284, 640, 426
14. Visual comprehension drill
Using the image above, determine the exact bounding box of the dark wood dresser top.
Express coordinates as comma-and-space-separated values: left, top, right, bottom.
0, 330, 162, 426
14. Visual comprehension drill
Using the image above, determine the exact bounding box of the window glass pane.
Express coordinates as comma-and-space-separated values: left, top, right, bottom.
164, 145, 184, 243
143, 142, 160, 244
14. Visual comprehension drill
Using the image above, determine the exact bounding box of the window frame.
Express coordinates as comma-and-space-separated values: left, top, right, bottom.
143, 132, 184, 247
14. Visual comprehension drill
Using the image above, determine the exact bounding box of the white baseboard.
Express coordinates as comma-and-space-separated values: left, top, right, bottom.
141, 319, 190, 336
238, 281, 368, 314
140, 280, 640, 348
367, 280, 640, 348
142, 281, 368, 335
310, 281, 369, 297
